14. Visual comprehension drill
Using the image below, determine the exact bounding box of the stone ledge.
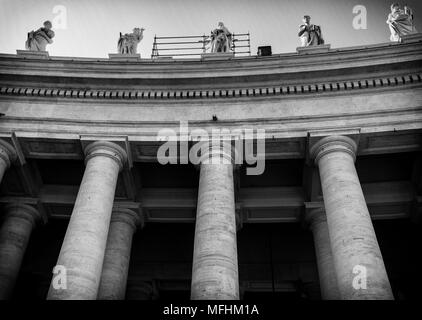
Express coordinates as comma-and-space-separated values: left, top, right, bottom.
16, 50, 49, 59
201, 52, 234, 61
108, 53, 141, 61
152, 56, 174, 61
401, 33, 422, 44
296, 44, 331, 54
1, 41, 420, 80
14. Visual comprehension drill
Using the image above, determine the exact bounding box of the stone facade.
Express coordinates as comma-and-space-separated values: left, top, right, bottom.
0, 37, 422, 299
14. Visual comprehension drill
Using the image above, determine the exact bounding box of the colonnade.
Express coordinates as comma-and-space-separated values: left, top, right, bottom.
0, 136, 394, 299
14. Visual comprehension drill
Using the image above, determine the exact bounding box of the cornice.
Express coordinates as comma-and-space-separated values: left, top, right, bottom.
0, 40, 421, 101
0, 73, 420, 101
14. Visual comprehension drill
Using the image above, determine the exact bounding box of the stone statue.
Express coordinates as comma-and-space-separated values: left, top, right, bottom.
298, 15, 324, 47
209, 22, 232, 53
386, 3, 417, 42
25, 21, 55, 51
117, 27, 145, 54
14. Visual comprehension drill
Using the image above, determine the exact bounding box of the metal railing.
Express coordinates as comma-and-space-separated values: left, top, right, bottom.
151, 32, 251, 59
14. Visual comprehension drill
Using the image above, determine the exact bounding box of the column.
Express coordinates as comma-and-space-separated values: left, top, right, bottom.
0, 140, 17, 184
0, 204, 41, 299
47, 141, 127, 300
310, 135, 393, 299
305, 205, 340, 300
191, 142, 239, 300
98, 208, 140, 300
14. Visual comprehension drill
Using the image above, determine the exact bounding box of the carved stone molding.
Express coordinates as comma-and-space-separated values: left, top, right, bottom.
0, 73, 420, 101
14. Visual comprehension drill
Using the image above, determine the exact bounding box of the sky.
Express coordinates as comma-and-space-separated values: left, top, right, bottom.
0, 0, 421, 59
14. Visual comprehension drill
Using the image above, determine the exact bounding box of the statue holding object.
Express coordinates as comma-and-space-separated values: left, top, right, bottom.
298, 15, 324, 47
386, 3, 417, 42
117, 27, 145, 54
25, 21, 55, 51
209, 22, 233, 53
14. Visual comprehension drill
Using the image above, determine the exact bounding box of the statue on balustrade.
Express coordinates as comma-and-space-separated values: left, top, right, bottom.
25, 21, 55, 51
117, 27, 145, 54
209, 22, 233, 53
298, 15, 325, 47
386, 3, 417, 42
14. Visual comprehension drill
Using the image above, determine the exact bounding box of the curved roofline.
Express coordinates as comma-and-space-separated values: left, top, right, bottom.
0, 36, 421, 80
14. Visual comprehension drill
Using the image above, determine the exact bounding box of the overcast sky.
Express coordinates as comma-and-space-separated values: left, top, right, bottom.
0, 0, 421, 58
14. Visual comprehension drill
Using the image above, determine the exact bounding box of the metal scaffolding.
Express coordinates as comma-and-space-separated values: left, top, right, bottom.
151, 32, 251, 58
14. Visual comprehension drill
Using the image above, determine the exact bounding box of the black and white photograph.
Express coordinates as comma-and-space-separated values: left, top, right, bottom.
0, 0, 421, 316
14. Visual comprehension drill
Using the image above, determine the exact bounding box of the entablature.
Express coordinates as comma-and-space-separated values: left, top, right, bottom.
0, 39, 421, 101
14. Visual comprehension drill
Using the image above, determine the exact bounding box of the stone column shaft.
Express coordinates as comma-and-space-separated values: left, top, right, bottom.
0, 158, 7, 183
98, 208, 139, 300
47, 141, 127, 300
311, 136, 393, 300
0, 140, 17, 184
307, 206, 341, 300
0, 204, 40, 299
191, 143, 239, 300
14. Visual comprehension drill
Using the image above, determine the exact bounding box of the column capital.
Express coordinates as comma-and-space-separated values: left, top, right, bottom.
304, 202, 327, 230
0, 140, 17, 169
1, 203, 43, 227
195, 140, 239, 166
111, 207, 143, 231
310, 135, 357, 165
84, 141, 128, 171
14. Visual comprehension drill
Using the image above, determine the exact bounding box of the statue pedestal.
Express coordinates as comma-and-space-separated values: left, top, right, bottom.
296, 44, 331, 54
401, 33, 422, 44
201, 52, 234, 61
152, 57, 173, 61
16, 50, 49, 59
108, 54, 141, 61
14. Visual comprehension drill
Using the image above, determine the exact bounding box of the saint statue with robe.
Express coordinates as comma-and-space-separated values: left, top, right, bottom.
386, 3, 417, 42
25, 21, 55, 51
298, 15, 324, 47
209, 22, 233, 53
117, 27, 145, 54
